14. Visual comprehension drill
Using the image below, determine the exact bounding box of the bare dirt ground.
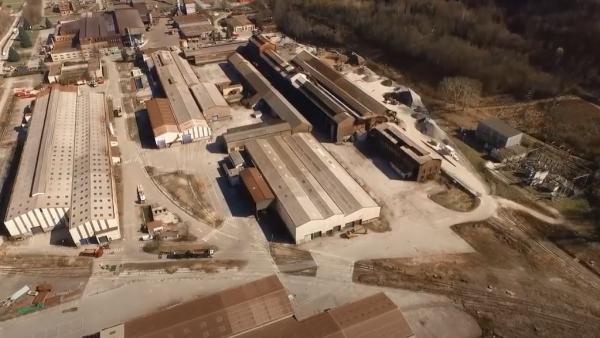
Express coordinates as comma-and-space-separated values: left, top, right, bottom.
121, 259, 246, 274
269, 243, 317, 276
354, 209, 600, 337
147, 167, 223, 228
429, 176, 480, 212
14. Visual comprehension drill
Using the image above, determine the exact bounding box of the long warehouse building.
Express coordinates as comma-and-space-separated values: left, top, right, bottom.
228, 52, 312, 134
244, 133, 380, 243
4, 86, 120, 245
148, 50, 213, 147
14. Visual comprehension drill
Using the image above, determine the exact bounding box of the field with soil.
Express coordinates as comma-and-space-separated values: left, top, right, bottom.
269, 243, 317, 276
121, 259, 245, 274
429, 176, 480, 212
147, 168, 223, 227
354, 211, 600, 337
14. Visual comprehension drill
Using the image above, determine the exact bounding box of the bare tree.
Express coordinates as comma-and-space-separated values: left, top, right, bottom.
438, 77, 482, 109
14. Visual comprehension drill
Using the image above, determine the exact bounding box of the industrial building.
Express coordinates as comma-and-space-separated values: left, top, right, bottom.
224, 15, 255, 36
241, 292, 415, 338
98, 275, 414, 338
182, 41, 246, 65
147, 50, 212, 147
222, 120, 292, 152
173, 13, 213, 40
369, 123, 441, 182
228, 52, 312, 134
189, 82, 231, 121
476, 117, 523, 149
246, 35, 388, 143
49, 9, 145, 62
244, 133, 380, 243
4, 86, 120, 245
100, 275, 293, 338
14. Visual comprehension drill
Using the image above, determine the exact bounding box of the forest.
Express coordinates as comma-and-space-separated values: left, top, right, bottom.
268, 0, 600, 98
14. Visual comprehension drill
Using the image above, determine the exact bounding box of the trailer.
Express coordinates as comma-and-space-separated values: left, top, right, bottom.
159, 249, 215, 259
79, 246, 104, 258
137, 185, 146, 203
9, 285, 30, 302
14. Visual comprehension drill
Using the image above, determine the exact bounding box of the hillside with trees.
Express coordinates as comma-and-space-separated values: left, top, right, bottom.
269, 0, 600, 99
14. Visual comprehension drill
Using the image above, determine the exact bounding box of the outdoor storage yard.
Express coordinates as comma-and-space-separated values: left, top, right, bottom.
0, 255, 93, 321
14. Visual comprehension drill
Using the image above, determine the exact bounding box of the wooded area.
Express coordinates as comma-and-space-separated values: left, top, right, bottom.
269, 0, 600, 99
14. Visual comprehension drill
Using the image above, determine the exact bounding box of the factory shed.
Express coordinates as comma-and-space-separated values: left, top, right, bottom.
180, 24, 214, 39
121, 275, 293, 338
173, 13, 211, 27
240, 167, 274, 211
113, 8, 145, 35
145, 98, 180, 148
245, 133, 380, 243
239, 292, 415, 338
228, 52, 312, 133
228, 52, 271, 107
182, 41, 246, 65
476, 117, 523, 149
222, 121, 292, 152
261, 90, 312, 133
149, 50, 211, 145
190, 82, 231, 121
369, 123, 441, 182
4, 86, 120, 245
293, 50, 388, 117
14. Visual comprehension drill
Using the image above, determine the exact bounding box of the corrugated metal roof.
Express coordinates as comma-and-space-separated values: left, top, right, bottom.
223, 121, 291, 145
173, 13, 211, 27
146, 98, 179, 136
245, 133, 378, 228
293, 51, 388, 117
239, 292, 414, 338
228, 52, 271, 99
190, 82, 229, 112
150, 51, 208, 130
372, 123, 434, 165
123, 275, 293, 338
262, 90, 311, 132
229, 53, 311, 131
113, 8, 145, 33
240, 167, 275, 206
5, 86, 117, 229
478, 117, 521, 138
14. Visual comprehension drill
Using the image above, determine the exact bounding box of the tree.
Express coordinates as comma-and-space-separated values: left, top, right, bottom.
438, 77, 482, 108
8, 47, 20, 62
18, 28, 32, 48
22, 17, 31, 30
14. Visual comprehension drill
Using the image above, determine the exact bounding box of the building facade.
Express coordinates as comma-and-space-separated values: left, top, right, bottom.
369, 123, 442, 182
476, 117, 523, 149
